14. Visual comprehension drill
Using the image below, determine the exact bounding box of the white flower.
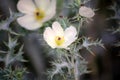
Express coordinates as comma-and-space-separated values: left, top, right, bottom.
17, 0, 56, 30
79, 6, 95, 18
43, 21, 77, 49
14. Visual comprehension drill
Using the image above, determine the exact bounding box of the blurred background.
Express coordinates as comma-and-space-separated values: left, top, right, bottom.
0, 0, 120, 80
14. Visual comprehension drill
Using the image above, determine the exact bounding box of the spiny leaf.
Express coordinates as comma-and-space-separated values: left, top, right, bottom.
4, 35, 18, 50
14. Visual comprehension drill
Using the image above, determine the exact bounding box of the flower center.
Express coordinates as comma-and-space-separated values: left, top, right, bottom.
35, 9, 45, 21
55, 36, 65, 46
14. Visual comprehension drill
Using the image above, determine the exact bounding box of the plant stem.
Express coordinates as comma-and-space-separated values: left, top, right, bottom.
74, 56, 80, 80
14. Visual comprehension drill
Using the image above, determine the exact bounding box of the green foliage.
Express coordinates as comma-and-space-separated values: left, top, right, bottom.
0, 9, 22, 31
0, 67, 27, 80
0, 36, 26, 67
56, 0, 64, 16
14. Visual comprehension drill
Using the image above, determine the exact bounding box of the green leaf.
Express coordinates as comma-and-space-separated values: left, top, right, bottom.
56, 0, 64, 16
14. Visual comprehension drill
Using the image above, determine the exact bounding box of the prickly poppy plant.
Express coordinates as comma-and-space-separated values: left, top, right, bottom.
0, 0, 120, 80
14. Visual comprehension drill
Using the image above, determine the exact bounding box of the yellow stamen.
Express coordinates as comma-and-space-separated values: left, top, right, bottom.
35, 9, 45, 21
55, 36, 65, 46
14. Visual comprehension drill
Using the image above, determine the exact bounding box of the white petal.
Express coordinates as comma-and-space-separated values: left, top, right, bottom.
17, 15, 42, 30
64, 26, 77, 47
35, 0, 50, 10
79, 6, 95, 18
17, 0, 36, 14
52, 21, 64, 36
43, 27, 56, 48
42, 0, 56, 22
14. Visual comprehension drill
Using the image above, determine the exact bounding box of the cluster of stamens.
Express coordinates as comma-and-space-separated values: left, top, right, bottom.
55, 36, 65, 46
